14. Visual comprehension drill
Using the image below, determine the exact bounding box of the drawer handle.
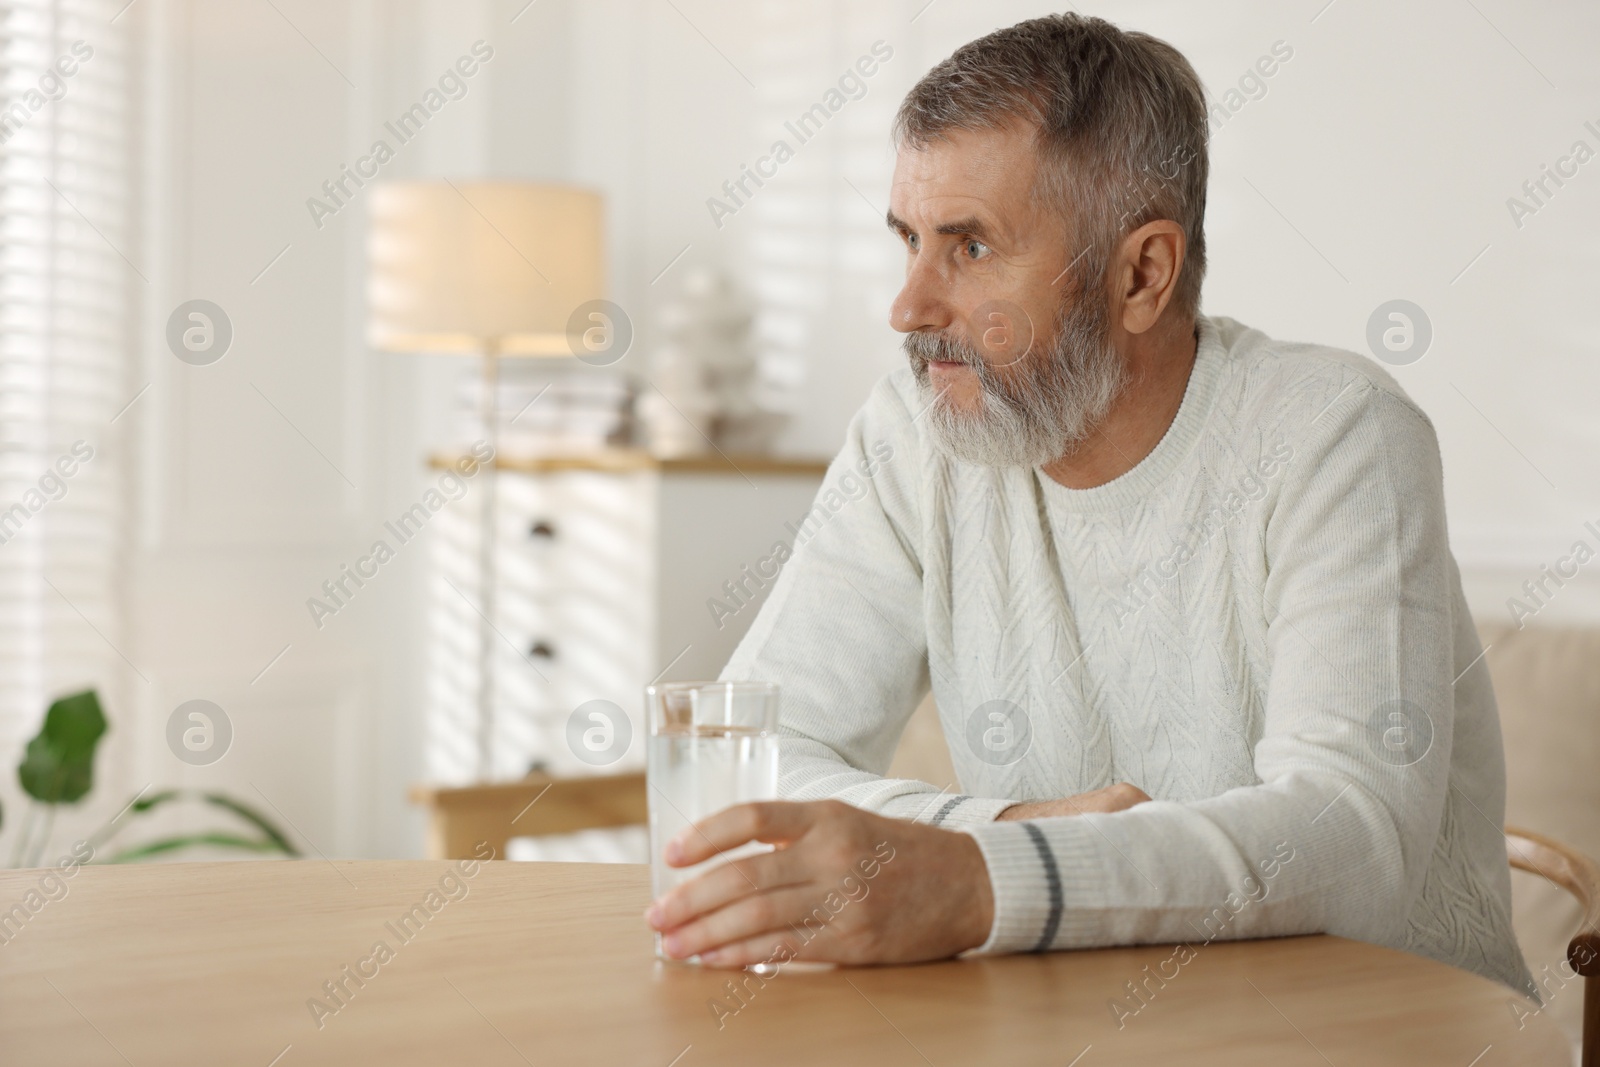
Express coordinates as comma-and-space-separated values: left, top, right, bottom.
529, 520, 557, 540
528, 640, 556, 660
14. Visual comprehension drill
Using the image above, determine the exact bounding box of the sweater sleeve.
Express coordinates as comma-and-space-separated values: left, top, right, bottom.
958, 381, 1459, 955
720, 373, 1015, 827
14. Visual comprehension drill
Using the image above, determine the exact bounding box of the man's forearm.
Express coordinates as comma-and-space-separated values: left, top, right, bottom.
995, 783, 1152, 822
959, 777, 1410, 959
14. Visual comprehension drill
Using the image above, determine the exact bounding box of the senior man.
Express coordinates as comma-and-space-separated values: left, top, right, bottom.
645, 13, 1532, 995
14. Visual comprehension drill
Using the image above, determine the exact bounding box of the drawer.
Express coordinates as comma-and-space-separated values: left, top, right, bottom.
490, 588, 650, 777
494, 471, 652, 596
492, 588, 650, 700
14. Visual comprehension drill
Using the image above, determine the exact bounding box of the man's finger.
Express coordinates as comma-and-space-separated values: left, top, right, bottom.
667, 800, 817, 867
697, 929, 814, 970
659, 884, 821, 961
650, 845, 807, 932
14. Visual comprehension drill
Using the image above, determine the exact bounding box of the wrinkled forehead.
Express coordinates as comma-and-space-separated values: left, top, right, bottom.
889, 124, 1049, 231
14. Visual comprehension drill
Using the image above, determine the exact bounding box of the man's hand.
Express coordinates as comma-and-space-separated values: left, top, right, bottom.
996, 782, 1151, 821
645, 799, 993, 969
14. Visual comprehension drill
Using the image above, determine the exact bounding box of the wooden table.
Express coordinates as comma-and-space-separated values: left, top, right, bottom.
0, 860, 1569, 1066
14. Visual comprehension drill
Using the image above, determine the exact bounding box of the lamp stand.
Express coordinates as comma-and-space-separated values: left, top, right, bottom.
477, 338, 501, 779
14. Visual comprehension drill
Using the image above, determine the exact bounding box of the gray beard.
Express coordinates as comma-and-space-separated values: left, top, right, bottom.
905, 294, 1127, 468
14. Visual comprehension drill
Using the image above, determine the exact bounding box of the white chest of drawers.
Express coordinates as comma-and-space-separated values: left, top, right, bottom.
426, 450, 826, 782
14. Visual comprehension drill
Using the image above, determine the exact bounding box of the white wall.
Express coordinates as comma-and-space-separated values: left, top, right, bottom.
118, 0, 509, 860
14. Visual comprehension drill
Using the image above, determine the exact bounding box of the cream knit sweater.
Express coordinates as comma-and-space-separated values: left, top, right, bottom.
722, 315, 1533, 994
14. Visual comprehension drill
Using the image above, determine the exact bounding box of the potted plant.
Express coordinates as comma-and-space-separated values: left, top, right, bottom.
4, 689, 298, 867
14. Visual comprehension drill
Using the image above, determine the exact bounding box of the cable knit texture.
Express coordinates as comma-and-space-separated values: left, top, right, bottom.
722, 315, 1534, 994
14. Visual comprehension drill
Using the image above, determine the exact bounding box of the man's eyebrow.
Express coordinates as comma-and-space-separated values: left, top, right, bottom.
884, 210, 994, 242
933, 216, 992, 240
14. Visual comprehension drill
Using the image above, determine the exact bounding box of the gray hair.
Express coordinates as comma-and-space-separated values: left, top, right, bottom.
893, 13, 1209, 317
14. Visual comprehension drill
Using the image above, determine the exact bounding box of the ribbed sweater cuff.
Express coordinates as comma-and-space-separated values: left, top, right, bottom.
956, 819, 1098, 955
881, 792, 1013, 827
932, 794, 1014, 827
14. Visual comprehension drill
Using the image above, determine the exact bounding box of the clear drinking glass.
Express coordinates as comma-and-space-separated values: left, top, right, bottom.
645, 680, 780, 963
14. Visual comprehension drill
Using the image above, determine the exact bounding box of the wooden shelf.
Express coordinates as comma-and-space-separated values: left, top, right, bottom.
429, 447, 830, 477
409, 772, 647, 860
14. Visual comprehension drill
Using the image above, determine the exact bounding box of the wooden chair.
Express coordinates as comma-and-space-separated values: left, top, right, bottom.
410, 771, 646, 862
1507, 826, 1600, 1067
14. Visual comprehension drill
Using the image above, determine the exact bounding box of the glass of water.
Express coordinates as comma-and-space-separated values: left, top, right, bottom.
645, 680, 780, 963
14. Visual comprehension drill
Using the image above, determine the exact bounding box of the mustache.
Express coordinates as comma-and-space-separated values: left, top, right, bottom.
903, 330, 982, 366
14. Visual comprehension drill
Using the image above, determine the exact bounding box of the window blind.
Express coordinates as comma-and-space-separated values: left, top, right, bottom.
0, 0, 129, 766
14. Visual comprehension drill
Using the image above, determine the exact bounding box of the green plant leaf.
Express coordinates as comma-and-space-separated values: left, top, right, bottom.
40, 691, 107, 756
131, 789, 182, 814
81, 789, 179, 857
199, 793, 299, 856
88, 790, 299, 864
108, 832, 286, 863
18, 735, 73, 803
17, 690, 107, 805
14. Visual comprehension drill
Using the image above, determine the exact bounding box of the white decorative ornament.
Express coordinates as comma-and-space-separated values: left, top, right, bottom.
642, 267, 784, 455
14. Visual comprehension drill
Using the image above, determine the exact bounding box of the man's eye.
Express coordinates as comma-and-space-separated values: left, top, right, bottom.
907, 233, 920, 251
964, 239, 991, 260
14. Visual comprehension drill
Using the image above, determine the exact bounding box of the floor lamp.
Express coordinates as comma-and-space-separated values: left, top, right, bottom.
367, 182, 605, 780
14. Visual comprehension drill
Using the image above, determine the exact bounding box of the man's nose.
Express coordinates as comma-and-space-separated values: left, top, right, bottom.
889, 255, 955, 335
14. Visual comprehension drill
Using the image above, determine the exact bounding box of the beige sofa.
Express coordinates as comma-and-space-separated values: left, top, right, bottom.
888, 622, 1599, 1054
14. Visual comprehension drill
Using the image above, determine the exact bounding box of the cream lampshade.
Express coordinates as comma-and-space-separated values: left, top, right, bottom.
367, 181, 607, 781
367, 181, 605, 355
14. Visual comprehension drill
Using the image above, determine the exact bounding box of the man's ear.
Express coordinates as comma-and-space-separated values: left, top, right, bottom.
1113, 220, 1186, 335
